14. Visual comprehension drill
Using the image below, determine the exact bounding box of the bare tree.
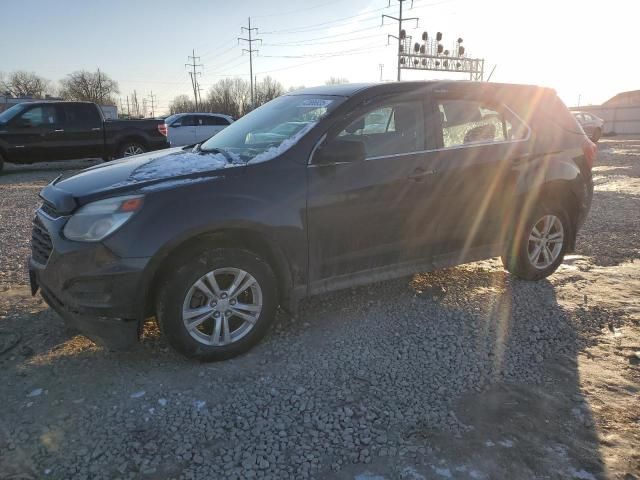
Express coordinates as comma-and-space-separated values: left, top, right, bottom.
0, 70, 50, 98
254, 76, 285, 107
169, 94, 196, 114
325, 77, 349, 85
59, 69, 119, 105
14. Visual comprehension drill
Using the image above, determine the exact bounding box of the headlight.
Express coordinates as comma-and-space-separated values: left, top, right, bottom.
63, 195, 144, 242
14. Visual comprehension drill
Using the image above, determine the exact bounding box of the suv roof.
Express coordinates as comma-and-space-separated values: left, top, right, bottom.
289, 81, 554, 98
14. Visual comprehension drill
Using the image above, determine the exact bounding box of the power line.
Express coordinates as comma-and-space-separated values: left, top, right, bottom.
260, 6, 390, 34
238, 17, 262, 108
253, 0, 343, 18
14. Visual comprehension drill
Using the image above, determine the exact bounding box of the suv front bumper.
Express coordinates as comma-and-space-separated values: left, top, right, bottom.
28, 217, 151, 350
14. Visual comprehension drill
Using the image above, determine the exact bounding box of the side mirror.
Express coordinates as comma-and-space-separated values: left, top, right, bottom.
171, 123, 181, 128
314, 139, 366, 165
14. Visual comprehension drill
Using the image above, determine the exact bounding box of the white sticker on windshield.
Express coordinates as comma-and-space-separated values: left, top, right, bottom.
297, 98, 333, 108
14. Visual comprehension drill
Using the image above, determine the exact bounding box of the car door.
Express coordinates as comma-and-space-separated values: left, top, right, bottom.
53, 103, 104, 159
307, 92, 442, 284
427, 93, 531, 260
168, 115, 197, 146
4, 104, 58, 163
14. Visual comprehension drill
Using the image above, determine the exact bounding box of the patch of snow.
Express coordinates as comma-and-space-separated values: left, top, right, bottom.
569, 468, 597, 480
148, 408, 155, 414
27, 388, 43, 397
44, 468, 52, 475
130, 390, 146, 399
431, 466, 452, 478
498, 438, 514, 448
469, 469, 486, 479
128, 151, 232, 182
484, 440, 495, 447
158, 398, 167, 406
249, 122, 317, 164
400, 466, 426, 479
194, 400, 206, 409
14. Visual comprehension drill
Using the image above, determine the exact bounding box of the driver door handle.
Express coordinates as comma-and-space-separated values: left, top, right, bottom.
54, 129, 65, 133
408, 167, 437, 181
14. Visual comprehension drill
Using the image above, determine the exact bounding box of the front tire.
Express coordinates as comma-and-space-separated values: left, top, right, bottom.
502, 205, 571, 280
156, 248, 278, 361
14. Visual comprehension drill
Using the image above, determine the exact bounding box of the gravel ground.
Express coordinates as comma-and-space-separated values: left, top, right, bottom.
0, 142, 638, 480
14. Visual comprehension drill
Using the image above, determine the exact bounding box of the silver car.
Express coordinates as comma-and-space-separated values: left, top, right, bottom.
572, 111, 604, 142
164, 113, 234, 147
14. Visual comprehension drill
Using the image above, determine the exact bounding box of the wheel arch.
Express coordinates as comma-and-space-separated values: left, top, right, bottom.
524, 180, 581, 252
141, 228, 294, 320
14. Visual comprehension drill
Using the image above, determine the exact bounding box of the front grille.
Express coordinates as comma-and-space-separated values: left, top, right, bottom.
40, 202, 60, 219
32, 216, 53, 265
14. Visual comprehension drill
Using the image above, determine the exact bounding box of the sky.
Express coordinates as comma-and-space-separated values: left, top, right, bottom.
1, 0, 637, 115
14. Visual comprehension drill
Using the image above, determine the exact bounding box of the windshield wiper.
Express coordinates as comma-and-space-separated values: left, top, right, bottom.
198, 145, 236, 164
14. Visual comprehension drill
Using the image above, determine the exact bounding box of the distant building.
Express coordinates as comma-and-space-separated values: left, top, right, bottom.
603, 90, 640, 108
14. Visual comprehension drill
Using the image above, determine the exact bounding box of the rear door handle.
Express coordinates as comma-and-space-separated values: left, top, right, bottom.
408, 167, 437, 181
91, 127, 101, 131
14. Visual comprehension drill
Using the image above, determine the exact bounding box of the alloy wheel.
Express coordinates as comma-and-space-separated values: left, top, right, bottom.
527, 214, 564, 269
123, 145, 145, 157
181, 268, 263, 346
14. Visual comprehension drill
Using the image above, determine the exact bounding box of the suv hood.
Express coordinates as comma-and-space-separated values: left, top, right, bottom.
41, 147, 243, 213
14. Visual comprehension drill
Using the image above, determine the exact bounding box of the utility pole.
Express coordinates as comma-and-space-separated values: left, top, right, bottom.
147, 91, 156, 117
126, 95, 130, 118
378, 64, 384, 82
383, 0, 418, 81
239, 17, 261, 109
186, 49, 203, 111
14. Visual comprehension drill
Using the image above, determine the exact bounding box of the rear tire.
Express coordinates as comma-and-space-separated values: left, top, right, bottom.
117, 141, 147, 159
591, 128, 601, 143
502, 204, 572, 281
156, 248, 279, 361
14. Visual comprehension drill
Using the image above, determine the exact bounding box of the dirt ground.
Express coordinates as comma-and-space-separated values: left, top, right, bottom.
0, 139, 638, 479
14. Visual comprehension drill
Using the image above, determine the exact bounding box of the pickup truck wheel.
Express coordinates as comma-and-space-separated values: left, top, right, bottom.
117, 142, 146, 158
156, 248, 278, 361
502, 204, 571, 281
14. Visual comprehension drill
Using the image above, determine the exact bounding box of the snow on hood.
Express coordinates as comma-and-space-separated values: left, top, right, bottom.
128, 149, 240, 182
248, 121, 317, 164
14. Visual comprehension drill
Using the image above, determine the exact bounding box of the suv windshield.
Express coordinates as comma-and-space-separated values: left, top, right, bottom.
201, 94, 343, 162
0, 104, 26, 123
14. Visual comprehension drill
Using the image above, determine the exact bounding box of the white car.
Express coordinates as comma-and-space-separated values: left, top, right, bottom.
163, 113, 234, 147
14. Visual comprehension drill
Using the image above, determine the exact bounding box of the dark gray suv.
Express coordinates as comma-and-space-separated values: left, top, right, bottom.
29, 81, 596, 361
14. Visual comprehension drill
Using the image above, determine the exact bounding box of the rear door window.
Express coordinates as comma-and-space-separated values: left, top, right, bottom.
201, 115, 230, 126
436, 99, 528, 148
61, 104, 101, 128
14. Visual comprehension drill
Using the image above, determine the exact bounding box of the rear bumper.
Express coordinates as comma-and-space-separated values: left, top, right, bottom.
29, 242, 151, 350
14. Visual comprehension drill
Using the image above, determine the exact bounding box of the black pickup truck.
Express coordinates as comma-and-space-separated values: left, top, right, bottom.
0, 101, 169, 172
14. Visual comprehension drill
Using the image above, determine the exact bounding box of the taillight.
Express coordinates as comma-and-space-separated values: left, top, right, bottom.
582, 139, 597, 170
158, 123, 168, 137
